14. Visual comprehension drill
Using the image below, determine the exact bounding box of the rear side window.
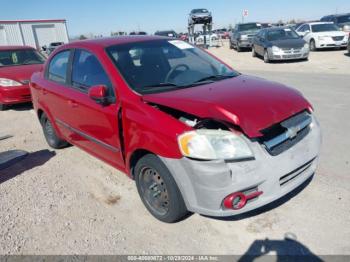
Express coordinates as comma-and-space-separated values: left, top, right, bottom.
72, 49, 112, 91
48, 50, 70, 84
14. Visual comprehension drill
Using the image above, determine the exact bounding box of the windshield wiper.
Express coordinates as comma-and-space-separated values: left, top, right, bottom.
191, 74, 236, 84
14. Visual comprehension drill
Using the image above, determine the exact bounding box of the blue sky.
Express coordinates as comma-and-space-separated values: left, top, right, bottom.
1, 0, 349, 36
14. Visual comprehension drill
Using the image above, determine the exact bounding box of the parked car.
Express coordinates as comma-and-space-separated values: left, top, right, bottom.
0, 46, 45, 110
230, 23, 262, 51
179, 33, 188, 41
252, 27, 309, 63
31, 36, 321, 223
43, 42, 64, 55
296, 22, 349, 51
348, 38, 350, 54
321, 13, 350, 33
213, 28, 229, 39
129, 31, 147, 35
195, 33, 219, 45
155, 30, 178, 38
188, 8, 212, 25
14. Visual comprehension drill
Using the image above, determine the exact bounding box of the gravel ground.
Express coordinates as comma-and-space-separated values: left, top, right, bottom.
0, 42, 349, 256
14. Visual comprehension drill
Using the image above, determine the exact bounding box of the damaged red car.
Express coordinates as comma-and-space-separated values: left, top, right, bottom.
30, 37, 321, 222
0, 46, 45, 110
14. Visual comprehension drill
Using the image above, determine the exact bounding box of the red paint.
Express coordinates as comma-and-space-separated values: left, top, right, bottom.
0, 46, 43, 105
88, 85, 107, 100
223, 191, 263, 210
30, 37, 313, 178
143, 75, 311, 138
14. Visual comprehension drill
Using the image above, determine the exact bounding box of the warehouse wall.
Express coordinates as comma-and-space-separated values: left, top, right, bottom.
0, 23, 23, 45
0, 21, 69, 49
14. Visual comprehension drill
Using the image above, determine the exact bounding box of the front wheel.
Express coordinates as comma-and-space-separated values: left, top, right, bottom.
135, 154, 189, 223
252, 46, 257, 57
264, 50, 270, 63
310, 40, 317, 51
40, 113, 69, 149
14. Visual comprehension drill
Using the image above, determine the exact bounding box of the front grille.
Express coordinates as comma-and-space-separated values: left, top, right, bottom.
259, 111, 312, 156
332, 36, 344, 41
281, 48, 302, 53
279, 158, 315, 186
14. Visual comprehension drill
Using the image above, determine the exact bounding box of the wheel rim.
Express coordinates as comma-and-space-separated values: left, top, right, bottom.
264, 51, 268, 61
139, 166, 169, 216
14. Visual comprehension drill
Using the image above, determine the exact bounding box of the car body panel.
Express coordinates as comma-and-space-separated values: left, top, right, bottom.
143, 74, 311, 138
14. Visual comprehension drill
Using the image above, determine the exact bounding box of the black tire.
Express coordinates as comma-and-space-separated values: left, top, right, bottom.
310, 39, 317, 52
252, 46, 257, 57
40, 113, 69, 149
0, 103, 7, 111
134, 154, 189, 223
229, 40, 234, 49
264, 49, 270, 63
236, 43, 241, 52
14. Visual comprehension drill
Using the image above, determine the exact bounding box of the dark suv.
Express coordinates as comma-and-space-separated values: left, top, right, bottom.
230, 23, 262, 51
321, 13, 350, 32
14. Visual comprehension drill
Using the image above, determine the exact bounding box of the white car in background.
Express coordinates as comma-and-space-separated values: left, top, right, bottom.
195, 33, 219, 45
296, 22, 349, 51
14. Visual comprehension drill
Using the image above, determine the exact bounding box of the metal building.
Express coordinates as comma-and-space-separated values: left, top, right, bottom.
0, 19, 69, 49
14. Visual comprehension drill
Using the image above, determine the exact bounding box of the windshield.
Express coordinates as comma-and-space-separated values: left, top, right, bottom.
267, 28, 300, 41
107, 39, 239, 94
337, 15, 350, 24
0, 49, 45, 67
238, 23, 261, 32
312, 23, 340, 32
192, 9, 208, 14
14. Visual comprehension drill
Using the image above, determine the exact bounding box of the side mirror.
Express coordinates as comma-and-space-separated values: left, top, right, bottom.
88, 85, 110, 105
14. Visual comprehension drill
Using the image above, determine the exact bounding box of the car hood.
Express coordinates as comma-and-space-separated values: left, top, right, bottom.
269, 38, 305, 48
0, 64, 43, 83
143, 75, 311, 138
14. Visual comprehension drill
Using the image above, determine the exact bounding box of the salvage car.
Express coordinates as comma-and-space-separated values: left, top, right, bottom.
230, 23, 262, 51
188, 8, 212, 25
252, 27, 309, 63
31, 37, 322, 223
296, 22, 349, 51
0, 46, 45, 110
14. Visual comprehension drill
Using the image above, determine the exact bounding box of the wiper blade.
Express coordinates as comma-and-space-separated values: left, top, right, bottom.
143, 82, 179, 88
192, 74, 236, 84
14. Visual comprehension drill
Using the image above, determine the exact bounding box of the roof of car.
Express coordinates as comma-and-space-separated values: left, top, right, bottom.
303, 22, 334, 25
322, 13, 350, 18
65, 36, 170, 49
0, 45, 35, 51
262, 26, 294, 31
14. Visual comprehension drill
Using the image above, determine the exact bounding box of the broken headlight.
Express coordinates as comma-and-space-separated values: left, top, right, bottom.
178, 129, 254, 160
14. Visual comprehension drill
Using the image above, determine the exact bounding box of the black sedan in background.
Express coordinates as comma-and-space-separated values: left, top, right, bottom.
252, 27, 310, 63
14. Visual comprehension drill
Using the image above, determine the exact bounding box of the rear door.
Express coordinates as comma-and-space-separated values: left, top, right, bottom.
63, 48, 124, 168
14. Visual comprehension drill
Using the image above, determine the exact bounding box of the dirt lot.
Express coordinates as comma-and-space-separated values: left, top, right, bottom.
0, 42, 350, 256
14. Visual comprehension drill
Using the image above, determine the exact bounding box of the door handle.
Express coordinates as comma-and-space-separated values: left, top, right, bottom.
68, 100, 78, 108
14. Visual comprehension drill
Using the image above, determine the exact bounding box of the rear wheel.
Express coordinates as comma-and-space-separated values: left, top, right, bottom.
135, 154, 189, 223
0, 103, 7, 111
264, 49, 270, 63
40, 113, 69, 149
310, 39, 317, 51
236, 43, 241, 52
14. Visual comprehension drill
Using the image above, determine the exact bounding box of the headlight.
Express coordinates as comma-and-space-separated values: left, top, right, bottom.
303, 43, 310, 50
272, 46, 281, 53
178, 129, 254, 160
0, 78, 22, 87
318, 36, 326, 40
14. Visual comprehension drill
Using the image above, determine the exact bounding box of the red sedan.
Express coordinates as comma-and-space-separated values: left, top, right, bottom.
30, 37, 321, 222
0, 46, 45, 110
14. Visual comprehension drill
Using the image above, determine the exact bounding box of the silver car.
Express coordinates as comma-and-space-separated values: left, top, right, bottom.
188, 9, 212, 25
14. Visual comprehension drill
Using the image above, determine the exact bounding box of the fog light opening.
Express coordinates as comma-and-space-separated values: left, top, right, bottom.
223, 190, 263, 210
